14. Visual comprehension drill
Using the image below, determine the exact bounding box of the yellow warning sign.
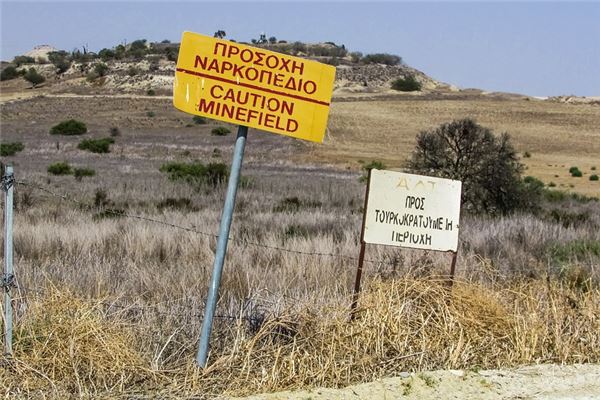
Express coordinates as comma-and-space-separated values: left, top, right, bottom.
173, 31, 336, 143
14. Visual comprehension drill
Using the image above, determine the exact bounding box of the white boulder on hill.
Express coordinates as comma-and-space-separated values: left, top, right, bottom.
24, 45, 58, 60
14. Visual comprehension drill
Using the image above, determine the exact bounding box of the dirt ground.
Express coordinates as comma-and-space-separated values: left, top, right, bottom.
237, 364, 600, 400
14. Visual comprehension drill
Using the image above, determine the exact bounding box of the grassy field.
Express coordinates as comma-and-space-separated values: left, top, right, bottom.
1, 93, 600, 397
320, 98, 600, 196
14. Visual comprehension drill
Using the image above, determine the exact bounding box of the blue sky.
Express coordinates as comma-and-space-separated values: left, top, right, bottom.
1, 1, 599, 96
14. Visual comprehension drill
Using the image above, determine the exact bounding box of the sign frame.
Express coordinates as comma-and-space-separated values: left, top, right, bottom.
350, 169, 463, 319
173, 31, 336, 143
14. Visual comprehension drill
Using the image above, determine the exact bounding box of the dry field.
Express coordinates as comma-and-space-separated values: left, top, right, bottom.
1, 91, 600, 398
321, 97, 600, 197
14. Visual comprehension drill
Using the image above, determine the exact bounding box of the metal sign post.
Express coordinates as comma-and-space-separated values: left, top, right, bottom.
448, 251, 458, 287
350, 169, 372, 320
196, 125, 247, 367
350, 169, 462, 320
172, 30, 335, 367
2, 166, 14, 356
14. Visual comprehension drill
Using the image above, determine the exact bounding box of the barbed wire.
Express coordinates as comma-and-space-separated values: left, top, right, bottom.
14, 283, 267, 325
14, 179, 389, 264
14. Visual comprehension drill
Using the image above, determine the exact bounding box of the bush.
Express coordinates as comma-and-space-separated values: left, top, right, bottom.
193, 115, 208, 125
211, 127, 230, 136
273, 196, 322, 213
93, 63, 109, 77
110, 127, 121, 137
50, 119, 88, 135
47, 51, 71, 73
523, 151, 531, 158
98, 48, 115, 61
127, 66, 139, 76
159, 161, 228, 188
204, 162, 228, 186
407, 118, 530, 215
0, 142, 25, 157
47, 161, 73, 175
77, 137, 114, 153
73, 167, 96, 180
391, 75, 422, 92
23, 68, 45, 87
590, 174, 599, 181
146, 89, 155, 96
570, 167, 583, 177
146, 111, 155, 117
1, 66, 20, 81
359, 160, 386, 183
12, 55, 35, 66
361, 53, 402, 65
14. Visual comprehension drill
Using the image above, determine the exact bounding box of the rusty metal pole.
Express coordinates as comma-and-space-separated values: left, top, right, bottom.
448, 250, 458, 288
350, 169, 373, 320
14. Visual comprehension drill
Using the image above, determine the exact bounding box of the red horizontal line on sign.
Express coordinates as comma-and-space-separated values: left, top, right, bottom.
176, 68, 331, 107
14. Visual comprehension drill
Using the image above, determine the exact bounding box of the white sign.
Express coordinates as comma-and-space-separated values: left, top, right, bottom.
363, 170, 462, 252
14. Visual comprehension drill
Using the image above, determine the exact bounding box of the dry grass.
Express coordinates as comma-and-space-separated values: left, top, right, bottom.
2, 277, 598, 398
1, 171, 598, 398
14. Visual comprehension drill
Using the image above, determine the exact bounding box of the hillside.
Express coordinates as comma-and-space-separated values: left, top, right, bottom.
0, 39, 463, 101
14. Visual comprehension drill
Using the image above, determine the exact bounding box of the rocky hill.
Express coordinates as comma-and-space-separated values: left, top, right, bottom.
1, 40, 454, 98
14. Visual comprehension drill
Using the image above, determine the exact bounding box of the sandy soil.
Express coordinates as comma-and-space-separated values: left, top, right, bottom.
237, 364, 600, 400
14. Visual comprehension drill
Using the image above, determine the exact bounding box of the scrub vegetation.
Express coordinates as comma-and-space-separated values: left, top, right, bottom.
2, 159, 599, 397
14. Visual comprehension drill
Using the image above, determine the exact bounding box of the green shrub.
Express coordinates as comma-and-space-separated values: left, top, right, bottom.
549, 240, 600, 264
273, 196, 322, 213
590, 174, 599, 181
361, 53, 402, 65
548, 209, 591, 228
193, 115, 208, 125
204, 162, 229, 186
146, 89, 156, 96
211, 127, 230, 136
128, 66, 139, 76
523, 151, 531, 158
48, 51, 71, 73
98, 48, 115, 61
1, 66, 20, 81
146, 111, 155, 117
47, 161, 73, 175
12, 55, 35, 66
50, 119, 88, 135
0, 142, 25, 156
110, 127, 121, 137
77, 137, 115, 153
159, 161, 228, 187
571, 168, 583, 177
23, 68, 45, 87
73, 167, 96, 180
391, 75, 422, 92
359, 160, 386, 182
408, 118, 530, 215
93, 63, 109, 76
